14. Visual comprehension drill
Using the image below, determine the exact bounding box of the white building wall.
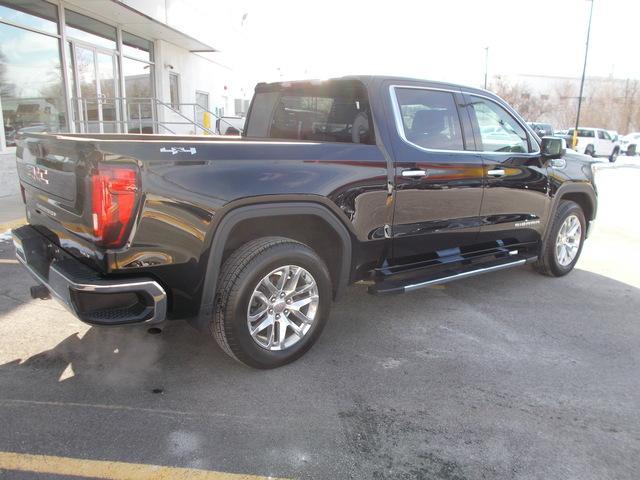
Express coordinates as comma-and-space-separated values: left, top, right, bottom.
154, 40, 238, 134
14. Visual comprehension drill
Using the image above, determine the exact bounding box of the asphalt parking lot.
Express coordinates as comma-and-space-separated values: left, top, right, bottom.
0, 162, 639, 480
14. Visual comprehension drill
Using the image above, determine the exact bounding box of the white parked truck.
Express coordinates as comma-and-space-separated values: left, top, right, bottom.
567, 127, 620, 162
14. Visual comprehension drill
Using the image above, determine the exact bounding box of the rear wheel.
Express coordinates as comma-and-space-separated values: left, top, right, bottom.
584, 145, 595, 156
210, 237, 332, 368
534, 200, 586, 277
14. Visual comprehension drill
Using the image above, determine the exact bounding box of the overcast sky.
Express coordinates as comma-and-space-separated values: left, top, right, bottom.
177, 0, 640, 89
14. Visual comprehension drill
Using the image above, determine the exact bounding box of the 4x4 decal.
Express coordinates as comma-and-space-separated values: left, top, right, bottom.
160, 147, 197, 155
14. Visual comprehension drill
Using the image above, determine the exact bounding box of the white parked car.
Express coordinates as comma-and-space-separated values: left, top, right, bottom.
566, 127, 620, 162
619, 132, 640, 156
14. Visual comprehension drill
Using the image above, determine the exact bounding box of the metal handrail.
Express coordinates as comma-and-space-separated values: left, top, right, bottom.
69, 96, 240, 135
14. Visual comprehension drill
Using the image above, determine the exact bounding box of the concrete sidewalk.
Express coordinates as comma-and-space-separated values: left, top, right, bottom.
0, 194, 25, 232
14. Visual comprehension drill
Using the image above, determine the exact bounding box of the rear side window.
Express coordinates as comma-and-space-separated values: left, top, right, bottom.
568, 129, 595, 138
393, 88, 464, 151
468, 97, 531, 153
247, 80, 374, 144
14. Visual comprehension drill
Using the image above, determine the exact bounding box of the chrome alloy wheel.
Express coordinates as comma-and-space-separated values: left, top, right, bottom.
555, 214, 582, 267
247, 265, 319, 351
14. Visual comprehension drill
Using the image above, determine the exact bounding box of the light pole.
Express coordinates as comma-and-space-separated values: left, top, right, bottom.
484, 46, 489, 89
572, 0, 594, 149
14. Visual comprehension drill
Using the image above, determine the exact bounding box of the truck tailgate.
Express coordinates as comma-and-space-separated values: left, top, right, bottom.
16, 133, 139, 271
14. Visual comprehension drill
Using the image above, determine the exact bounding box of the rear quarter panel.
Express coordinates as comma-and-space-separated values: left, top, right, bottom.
96, 139, 391, 318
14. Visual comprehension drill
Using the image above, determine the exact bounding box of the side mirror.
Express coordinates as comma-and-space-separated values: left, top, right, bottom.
541, 136, 566, 160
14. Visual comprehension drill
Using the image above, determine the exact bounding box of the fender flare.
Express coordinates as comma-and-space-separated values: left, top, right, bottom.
194, 202, 353, 330
544, 183, 597, 240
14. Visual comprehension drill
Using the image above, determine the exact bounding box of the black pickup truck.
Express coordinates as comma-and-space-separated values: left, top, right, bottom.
12, 76, 597, 368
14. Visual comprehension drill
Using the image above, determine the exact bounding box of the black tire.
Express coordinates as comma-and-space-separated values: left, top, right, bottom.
609, 148, 619, 163
628, 145, 637, 156
534, 200, 586, 277
211, 236, 332, 369
584, 145, 595, 156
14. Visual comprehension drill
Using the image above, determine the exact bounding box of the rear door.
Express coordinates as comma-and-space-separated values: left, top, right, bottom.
463, 93, 550, 248
387, 84, 484, 265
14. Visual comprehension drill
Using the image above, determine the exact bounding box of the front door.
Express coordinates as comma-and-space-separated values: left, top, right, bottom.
464, 93, 550, 248
388, 84, 484, 266
596, 129, 613, 156
70, 43, 119, 133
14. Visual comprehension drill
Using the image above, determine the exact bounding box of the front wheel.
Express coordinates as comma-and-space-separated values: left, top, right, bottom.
534, 200, 586, 277
609, 148, 619, 163
210, 237, 332, 368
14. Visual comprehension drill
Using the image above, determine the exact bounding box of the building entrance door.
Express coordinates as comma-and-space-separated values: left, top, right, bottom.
70, 43, 119, 133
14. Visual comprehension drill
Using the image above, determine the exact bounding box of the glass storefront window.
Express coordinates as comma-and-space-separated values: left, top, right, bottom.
0, 0, 57, 34
123, 57, 153, 133
122, 31, 152, 62
65, 9, 116, 50
0, 22, 66, 145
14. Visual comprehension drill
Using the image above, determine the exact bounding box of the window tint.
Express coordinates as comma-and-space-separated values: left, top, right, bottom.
394, 88, 464, 151
0, 0, 57, 34
267, 81, 373, 144
122, 31, 153, 62
469, 97, 529, 153
65, 10, 116, 50
598, 130, 611, 140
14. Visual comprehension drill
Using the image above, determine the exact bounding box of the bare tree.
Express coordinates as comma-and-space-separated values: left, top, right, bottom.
489, 76, 552, 122
490, 76, 640, 134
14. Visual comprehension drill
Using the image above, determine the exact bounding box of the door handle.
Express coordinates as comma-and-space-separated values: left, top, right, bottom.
401, 169, 428, 178
487, 169, 506, 177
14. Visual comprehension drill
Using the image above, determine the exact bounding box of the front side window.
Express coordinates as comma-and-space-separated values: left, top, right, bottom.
394, 88, 464, 151
468, 97, 530, 153
598, 130, 611, 140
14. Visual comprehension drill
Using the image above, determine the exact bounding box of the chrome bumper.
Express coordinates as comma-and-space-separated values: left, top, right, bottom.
12, 225, 166, 326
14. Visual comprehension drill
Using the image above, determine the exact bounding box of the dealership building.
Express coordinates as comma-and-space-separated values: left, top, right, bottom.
0, 0, 249, 195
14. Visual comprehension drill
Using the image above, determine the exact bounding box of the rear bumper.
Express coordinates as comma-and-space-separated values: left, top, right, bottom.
12, 225, 166, 326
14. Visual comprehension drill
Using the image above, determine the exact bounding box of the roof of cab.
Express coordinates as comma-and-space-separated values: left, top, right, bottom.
255, 75, 493, 99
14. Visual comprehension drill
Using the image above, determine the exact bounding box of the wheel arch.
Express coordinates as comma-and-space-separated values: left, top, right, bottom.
547, 184, 597, 238
558, 190, 596, 222
194, 202, 353, 331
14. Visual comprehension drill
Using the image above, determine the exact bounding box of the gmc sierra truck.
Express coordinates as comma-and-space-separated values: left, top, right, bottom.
12, 76, 597, 368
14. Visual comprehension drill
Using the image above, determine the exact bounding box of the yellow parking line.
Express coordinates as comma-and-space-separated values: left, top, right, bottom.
0, 451, 286, 480
0, 218, 26, 232
0, 259, 19, 264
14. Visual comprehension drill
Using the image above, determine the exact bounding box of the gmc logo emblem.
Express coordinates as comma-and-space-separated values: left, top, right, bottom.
30, 166, 49, 185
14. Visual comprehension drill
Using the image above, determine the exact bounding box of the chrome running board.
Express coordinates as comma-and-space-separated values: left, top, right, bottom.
368, 255, 536, 295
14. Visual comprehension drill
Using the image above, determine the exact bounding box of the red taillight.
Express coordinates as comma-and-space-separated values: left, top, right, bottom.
91, 166, 138, 248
